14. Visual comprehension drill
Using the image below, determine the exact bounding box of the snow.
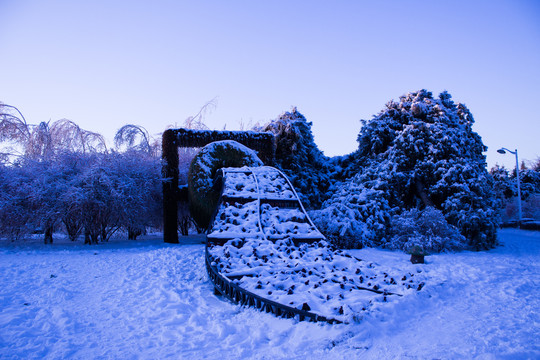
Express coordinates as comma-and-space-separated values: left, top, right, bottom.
1, 229, 539, 359
222, 167, 295, 200
208, 238, 425, 322
208, 166, 323, 241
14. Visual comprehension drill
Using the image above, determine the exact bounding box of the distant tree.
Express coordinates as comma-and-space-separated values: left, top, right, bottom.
534, 157, 540, 172
114, 124, 153, 155
491, 161, 540, 221
50, 119, 107, 154
0, 103, 31, 163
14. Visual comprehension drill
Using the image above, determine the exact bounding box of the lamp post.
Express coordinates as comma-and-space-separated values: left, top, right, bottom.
497, 147, 522, 226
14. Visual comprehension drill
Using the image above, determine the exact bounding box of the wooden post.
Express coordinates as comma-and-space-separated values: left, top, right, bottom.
162, 129, 179, 244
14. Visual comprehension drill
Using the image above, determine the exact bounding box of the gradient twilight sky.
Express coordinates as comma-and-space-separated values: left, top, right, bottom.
1, 0, 539, 169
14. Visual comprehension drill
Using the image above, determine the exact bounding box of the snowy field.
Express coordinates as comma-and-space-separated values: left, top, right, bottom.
0, 229, 538, 359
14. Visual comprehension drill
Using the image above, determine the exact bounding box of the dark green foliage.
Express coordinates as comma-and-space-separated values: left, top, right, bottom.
188, 140, 263, 229
312, 90, 499, 251
173, 128, 275, 164
259, 107, 330, 209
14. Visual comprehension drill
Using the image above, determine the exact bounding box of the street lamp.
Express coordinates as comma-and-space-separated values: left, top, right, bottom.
497, 147, 522, 225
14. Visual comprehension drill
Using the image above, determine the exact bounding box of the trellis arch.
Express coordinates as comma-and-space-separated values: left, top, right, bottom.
162, 128, 275, 243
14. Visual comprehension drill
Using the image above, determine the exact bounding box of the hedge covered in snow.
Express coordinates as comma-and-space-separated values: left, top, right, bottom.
188, 140, 263, 229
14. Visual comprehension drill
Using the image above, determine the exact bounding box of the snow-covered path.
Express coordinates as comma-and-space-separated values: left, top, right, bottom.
0, 230, 538, 359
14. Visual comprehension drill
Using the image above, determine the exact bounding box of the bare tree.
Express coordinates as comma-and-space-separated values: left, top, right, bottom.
177, 97, 217, 130
114, 124, 152, 154
0, 103, 31, 163
50, 119, 107, 154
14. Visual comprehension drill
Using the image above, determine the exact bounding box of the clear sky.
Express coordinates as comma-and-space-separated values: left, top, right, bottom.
1, 0, 539, 170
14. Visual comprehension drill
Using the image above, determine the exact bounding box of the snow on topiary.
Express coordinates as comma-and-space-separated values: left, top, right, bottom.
313, 90, 499, 251
188, 140, 263, 229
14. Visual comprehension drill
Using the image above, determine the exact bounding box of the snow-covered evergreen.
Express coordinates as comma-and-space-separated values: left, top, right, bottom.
258, 108, 331, 209
312, 90, 499, 251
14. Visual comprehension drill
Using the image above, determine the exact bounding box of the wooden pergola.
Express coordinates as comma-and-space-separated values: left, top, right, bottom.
161, 128, 275, 243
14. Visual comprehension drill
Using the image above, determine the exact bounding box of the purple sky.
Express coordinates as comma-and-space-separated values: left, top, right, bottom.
1, 0, 539, 169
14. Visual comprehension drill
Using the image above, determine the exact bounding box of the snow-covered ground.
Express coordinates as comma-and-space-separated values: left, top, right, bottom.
0, 229, 538, 359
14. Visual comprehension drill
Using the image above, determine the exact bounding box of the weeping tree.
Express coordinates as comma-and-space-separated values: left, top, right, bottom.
114, 124, 153, 155
0, 104, 107, 243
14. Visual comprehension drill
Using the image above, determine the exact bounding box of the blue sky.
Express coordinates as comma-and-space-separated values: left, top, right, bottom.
1, 0, 539, 169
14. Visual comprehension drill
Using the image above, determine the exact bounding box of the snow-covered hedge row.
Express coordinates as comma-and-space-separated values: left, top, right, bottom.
0, 151, 162, 243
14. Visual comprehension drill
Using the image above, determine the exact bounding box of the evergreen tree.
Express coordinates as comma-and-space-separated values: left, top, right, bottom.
259, 107, 330, 209
312, 90, 499, 250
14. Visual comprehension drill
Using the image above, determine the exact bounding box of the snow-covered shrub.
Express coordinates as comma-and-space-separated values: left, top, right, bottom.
108, 150, 162, 239
490, 163, 540, 222
387, 207, 466, 253
258, 107, 331, 209
188, 140, 263, 229
0, 164, 34, 240
76, 151, 162, 243
318, 90, 499, 250
0, 150, 162, 243
310, 171, 392, 248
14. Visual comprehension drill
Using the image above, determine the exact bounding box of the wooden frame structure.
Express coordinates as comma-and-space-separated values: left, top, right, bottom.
162, 128, 275, 243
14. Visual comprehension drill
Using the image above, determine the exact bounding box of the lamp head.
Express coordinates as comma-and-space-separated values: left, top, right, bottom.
497, 149, 506, 154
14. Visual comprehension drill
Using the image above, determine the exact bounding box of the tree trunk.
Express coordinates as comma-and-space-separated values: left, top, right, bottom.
63, 217, 82, 241
101, 223, 108, 242
179, 215, 190, 236
415, 178, 433, 208
44, 226, 53, 244
128, 227, 142, 240
84, 228, 91, 245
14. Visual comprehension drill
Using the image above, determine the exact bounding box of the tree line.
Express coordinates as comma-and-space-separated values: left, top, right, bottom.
2, 95, 537, 248
0, 103, 181, 243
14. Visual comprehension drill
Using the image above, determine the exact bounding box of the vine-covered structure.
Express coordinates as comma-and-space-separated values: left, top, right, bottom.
162, 128, 275, 243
